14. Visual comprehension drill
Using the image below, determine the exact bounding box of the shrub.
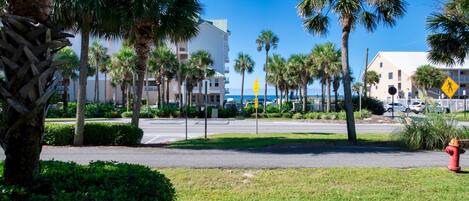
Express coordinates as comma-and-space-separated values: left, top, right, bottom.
43, 123, 143, 146
280, 102, 293, 113
304, 112, 319, 119
219, 107, 238, 118
244, 104, 261, 115
339, 96, 385, 115
121, 111, 154, 118
337, 112, 347, 120
399, 114, 462, 150
156, 106, 179, 118
0, 161, 175, 201
281, 112, 292, 118
292, 113, 303, 119
266, 113, 282, 118
265, 105, 279, 113
121, 111, 133, 118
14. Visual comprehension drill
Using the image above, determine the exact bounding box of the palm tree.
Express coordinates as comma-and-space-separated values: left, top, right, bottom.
411, 64, 446, 97
109, 46, 137, 111
256, 30, 279, 113
297, 0, 406, 143
333, 75, 341, 111
148, 46, 179, 107
54, 0, 120, 145
115, 0, 201, 127
100, 55, 111, 103
311, 42, 341, 112
427, 0, 468, 66
89, 41, 109, 103
287, 54, 312, 112
234, 53, 255, 107
364, 70, 380, 97
267, 54, 287, 108
55, 47, 80, 112
352, 82, 363, 96
189, 50, 215, 107
0, 0, 70, 186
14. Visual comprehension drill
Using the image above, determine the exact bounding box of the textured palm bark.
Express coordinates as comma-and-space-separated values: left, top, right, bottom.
62, 77, 69, 112
240, 70, 245, 107
131, 40, 150, 127
263, 50, 269, 113
0, 14, 70, 186
341, 17, 357, 143
302, 82, 308, 112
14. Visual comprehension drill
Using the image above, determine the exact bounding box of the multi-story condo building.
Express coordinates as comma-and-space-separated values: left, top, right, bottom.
63, 19, 230, 107
367, 51, 468, 101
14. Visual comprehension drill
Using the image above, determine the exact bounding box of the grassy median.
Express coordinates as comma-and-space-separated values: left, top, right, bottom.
167, 133, 397, 149
161, 168, 469, 201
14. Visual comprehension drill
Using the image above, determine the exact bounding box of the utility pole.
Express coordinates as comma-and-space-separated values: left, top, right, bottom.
363, 48, 369, 97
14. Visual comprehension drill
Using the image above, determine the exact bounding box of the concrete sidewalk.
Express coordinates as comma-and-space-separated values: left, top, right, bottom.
3, 145, 465, 168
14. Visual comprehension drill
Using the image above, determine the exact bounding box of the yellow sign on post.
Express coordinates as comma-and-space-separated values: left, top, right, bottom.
253, 78, 260, 96
254, 99, 259, 109
441, 77, 459, 98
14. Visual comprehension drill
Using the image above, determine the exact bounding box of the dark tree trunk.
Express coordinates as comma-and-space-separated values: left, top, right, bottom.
303, 82, 308, 112
0, 14, 70, 186
94, 67, 99, 103
240, 70, 245, 107
321, 81, 325, 112
341, 18, 357, 143
131, 38, 151, 127
327, 78, 331, 113
104, 71, 107, 103
166, 78, 170, 105
279, 90, 283, 109
157, 82, 161, 109
275, 85, 278, 105
126, 85, 131, 112
263, 50, 269, 113
62, 77, 69, 113
74, 18, 91, 146
121, 85, 126, 108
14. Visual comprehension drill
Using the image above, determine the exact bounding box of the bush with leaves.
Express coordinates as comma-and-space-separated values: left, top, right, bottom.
400, 114, 462, 150
0, 161, 175, 201
339, 96, 385, 115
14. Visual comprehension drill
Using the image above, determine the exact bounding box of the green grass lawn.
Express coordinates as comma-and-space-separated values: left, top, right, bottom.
160, 168, 469, 201
167, 133, 397, 149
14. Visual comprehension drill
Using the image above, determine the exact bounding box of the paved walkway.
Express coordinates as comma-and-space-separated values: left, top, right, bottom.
3, 145, 465, 168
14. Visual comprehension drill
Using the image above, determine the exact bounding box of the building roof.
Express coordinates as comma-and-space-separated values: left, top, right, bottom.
199, 19, 229, 33
370, 51, 468, 75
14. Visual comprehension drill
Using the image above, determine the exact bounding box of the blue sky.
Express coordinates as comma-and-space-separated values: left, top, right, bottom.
198, 0, 444, 96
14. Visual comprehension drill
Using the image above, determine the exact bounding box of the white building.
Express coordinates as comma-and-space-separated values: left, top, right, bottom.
64, 19, 230, 106
366, 51, 468, 101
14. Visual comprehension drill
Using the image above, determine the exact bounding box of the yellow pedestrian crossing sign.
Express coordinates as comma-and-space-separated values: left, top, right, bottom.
441, 77, 459, 98
254, 99, 259, 109
253, 78, 260, 96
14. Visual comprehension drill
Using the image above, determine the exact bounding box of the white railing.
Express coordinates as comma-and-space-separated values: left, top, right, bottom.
386, 98, 469, 112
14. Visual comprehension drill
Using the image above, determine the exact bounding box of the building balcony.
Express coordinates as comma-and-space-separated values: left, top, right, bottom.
451, 75, 469, 83
225, 88, 230, 94
224, 67, 230, 73
225, 77, 229, 84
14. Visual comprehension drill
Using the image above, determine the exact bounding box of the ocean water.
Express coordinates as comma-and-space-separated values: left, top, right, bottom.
225, 95, 277, 102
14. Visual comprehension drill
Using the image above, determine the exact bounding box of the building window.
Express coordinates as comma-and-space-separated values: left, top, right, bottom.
214, 79, 219, 87
388, 72, 393, 79
216, 95, 220, 103
210, 95, 215, 102
380, 62, 383, 68
398, 70, 401, 81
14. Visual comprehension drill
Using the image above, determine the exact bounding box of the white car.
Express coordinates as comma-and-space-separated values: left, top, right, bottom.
384, 103, 410, 113
409, 101, 426, 114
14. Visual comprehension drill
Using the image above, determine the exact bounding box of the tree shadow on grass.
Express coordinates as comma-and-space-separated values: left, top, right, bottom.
155, 135, 405, 155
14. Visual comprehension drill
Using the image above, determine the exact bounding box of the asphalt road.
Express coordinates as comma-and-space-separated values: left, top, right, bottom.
64, 118, 403, 144
3, 145, 464, 168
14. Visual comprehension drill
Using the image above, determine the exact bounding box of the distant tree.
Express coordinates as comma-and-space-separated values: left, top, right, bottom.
411, 65, 446, 97
189, 50, 215, 107
89, 41, 109, 103
352, 82, 363, 97
333, 75, 341, 111
267, 54, 287, 108
148, 46, 178, 107
234, 53, 255, 107
297, 0, 406, 143
109, 46, 137, 111
55, 47, 79, 112
364, 70, 380, 97
287, 54, 312, 112
256, 30, 279, 113
427, 0, 468, 66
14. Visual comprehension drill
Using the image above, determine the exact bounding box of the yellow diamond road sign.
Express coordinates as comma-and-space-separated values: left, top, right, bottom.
441, 76, 459, 98
253, 78, 260, 96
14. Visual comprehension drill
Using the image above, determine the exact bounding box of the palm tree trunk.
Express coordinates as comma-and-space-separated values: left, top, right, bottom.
0, 12, 69, 186
275, 85, 278, 105
327, 79, 331, 113
263, 50, 269, 113
104, 71, 107, 103
166, 78, 170, 105
145, 68, 149, 110
240, 70, 245, 107
303, 82, 308, 112
334, 89, 339, 112
121, 85, 126, 107
74, 18, 91, 146
321, 81, 325, 112
161, 77, 165, 106
94, 66, 99, 103
341, 18, 357, 143
131, 41, 150, 127
126, 85, 131, 112
157, 83, 161, 108
63, 77, 69, 113
279, 90, 283, 109
286, 88, 289, 102
176, 42, 183, 112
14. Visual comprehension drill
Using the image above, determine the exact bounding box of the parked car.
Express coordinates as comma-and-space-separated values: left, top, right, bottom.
409, 101, 426, 114
424, 103, 450, 114
384, 103, 410, 113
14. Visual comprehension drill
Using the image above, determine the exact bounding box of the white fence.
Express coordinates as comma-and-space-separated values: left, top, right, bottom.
385, 98, 469, 112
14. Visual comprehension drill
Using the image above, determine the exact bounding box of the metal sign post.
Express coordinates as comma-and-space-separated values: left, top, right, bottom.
203, 79, 209, 139
388, 86, 397, 119
253, 79, 260, 135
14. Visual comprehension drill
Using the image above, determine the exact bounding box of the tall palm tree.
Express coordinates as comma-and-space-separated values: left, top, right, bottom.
189, 50, 215, 106
427, 0, 468, 66
311, 42, 341, 112
267, 54, 287, 108
115, 0, 201, 127
89, 41, 109, 103
287, 54, 312, 112
234, 53, 255, 107
100, 55, 111, 103
54, 0, 120, 145
352, 82, 363, 96
109, 46, 137, 111
148, 46, 179, 107
364, 70, 380, 97
333, 75, 341, 111
411, 64, 446, 97
55, 47, 80, 112
298, 0, 406, 143
0, 0, 70, 186
256, 30, 279, 113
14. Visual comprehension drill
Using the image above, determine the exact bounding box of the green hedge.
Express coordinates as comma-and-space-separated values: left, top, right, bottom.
0, 161, 175, 201
250, 110, 372, 120
47, 103, 124, 118
44, 123, 143, 146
